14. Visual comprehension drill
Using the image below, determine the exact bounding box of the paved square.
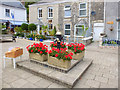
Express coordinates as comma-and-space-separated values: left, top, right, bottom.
1, 39, 118, 88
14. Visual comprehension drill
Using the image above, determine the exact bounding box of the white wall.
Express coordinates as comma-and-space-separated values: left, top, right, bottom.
0, 4, 27, 22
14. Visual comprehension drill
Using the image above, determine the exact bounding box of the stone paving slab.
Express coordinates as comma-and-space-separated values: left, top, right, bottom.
30, 57, 84, 73
16, 58, 92, 88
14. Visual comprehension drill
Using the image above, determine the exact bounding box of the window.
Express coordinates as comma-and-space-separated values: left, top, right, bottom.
64, 5, 71, 17
40, 25, 42, 30
79, 3, 87, 16
76, 25, 84, 36
5, 9, 10, 17
38, 8, 42, 18
65, 24, 71, 35
48, 24, 53, 30
48, 7, 53, 18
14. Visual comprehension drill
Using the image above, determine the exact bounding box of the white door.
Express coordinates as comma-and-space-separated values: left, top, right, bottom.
93, 23, 104, 41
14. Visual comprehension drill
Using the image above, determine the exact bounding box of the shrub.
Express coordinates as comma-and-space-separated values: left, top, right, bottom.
26, 33, 36, 40
21, 23, 28, 31
35, 34, 47, 40
28, 23, 37, 32
14, 27, 23, 33
2, 30, 8, 34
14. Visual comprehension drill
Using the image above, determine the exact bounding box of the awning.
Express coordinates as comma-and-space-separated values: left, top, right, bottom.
10, 21, 27, 25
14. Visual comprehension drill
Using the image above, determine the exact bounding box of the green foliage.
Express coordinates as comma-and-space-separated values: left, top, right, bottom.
81, 25, 88, 37
35, 34, 46, 40
26, 33, 36, 40
28, 23, 37, 31
21, 23, 28, 30
14, 27, 23, 33
49, 26, 57, 36
41, 25, 48, 35
2, 30, 8, 34
2, 24, 6, 28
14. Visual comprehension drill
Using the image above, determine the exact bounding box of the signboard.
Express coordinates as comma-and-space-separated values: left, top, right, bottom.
107, 21, 113, 24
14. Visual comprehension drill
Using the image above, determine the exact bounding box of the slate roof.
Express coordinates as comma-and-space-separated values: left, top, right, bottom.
0, 0, 26, 9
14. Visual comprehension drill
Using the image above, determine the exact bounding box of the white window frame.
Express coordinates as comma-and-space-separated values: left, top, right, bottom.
48, 24, 53, 31
74, 24, 85, 37
5, 9, 10, 17
48, 7, 53, 18
38, 8, 42, 18
64, 24, 71, 36
64, 5, 71, 17
79, 3, 87, 17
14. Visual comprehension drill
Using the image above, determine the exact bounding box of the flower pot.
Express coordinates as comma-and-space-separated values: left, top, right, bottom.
29, 38, 33, 40
40, 39, 43, 42
68, 49, 85, 60
29, 53, 48, 62
48, 56, 71, 69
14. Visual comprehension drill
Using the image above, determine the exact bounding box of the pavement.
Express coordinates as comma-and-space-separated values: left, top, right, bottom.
1, 39, 118, 88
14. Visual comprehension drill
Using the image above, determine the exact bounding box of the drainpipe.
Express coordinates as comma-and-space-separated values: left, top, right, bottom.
104, 1, 106, 34
89, 0, 91, 29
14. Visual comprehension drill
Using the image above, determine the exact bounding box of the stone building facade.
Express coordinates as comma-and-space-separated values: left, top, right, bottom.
29, 0, 104, 38
104, 2, 119, 40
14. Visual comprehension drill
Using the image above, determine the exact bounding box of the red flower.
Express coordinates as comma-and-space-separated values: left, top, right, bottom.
31, 50, 33, 52
48, 50, 52, 54
36, 48, 37, 50
40, 51, 42, 53
38, 50, 40, 52
70, 56, 72, 59
70, 52, 73, 56
65, 55, 68, 59
55, 54, 58, 57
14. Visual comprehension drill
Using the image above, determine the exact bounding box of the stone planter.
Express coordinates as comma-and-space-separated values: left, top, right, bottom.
68, 49, 85, 60
29, 53, 48, 62
48, 56, 71, 69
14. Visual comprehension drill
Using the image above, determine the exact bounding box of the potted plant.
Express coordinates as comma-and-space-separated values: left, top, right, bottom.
67, 43, 85, 60
26, 42, 48, 62
48, 47, 73, 69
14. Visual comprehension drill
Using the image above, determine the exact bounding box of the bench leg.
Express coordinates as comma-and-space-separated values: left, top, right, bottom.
13, 58, 16, 69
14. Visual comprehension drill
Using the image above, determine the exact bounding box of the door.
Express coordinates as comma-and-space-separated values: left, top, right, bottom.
93, 23, 104, 41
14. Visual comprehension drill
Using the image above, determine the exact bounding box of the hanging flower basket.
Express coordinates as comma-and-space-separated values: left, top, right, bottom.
26, 42, 48, 62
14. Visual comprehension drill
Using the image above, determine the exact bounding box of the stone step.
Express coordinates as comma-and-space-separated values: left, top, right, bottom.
16, 59, 92, 88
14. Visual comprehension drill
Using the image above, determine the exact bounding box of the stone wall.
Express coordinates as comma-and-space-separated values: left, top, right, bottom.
104, 2, 118, 40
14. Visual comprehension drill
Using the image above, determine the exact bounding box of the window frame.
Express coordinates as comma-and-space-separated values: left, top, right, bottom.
38, 8, 42, 18
48, 7, 53, 18
48, 24, 53, 31
5, 9, 10, 17
64, 5, 71, 17
75, 24, 85, 37
79, 3, 87, 17
64, 24, 71, 36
